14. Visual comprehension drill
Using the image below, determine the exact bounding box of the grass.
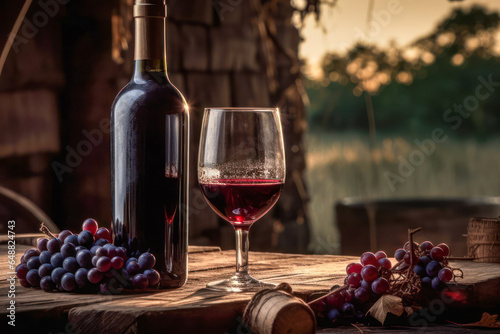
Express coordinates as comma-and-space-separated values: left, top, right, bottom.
305, 130, 500, 254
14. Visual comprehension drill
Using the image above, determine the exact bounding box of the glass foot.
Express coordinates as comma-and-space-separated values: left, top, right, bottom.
206, 273, 276, 292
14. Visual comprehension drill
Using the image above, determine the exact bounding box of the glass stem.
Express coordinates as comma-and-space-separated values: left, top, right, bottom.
235, 228, 249, 277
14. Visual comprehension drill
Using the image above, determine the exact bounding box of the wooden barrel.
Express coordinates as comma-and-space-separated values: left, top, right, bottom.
243, 285, 316, 334
467, 217, 500, 263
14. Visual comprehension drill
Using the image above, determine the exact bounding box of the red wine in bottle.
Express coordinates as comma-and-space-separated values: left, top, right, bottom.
111, 0, 189, 288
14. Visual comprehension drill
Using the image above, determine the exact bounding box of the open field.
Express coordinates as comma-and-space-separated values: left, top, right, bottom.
305, 131, 500, 254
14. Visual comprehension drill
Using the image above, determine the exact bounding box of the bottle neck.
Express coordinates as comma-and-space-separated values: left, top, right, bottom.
133, 4, 168, 81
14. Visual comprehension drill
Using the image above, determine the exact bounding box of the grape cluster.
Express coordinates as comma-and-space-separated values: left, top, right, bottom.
15, 219, 160, 294
395, 241, 453, 290
313, 250, 393, 322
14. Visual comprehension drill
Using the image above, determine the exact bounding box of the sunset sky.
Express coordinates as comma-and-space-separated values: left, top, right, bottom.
297, 0, 500, 78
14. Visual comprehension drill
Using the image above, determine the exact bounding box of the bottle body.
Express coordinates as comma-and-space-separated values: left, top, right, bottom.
111, 61, 189, 288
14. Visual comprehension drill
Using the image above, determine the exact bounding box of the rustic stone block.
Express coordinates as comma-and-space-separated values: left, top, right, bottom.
211, 26, 260, 72
0, 89, 60, 158
168, 0, 213, 25
186, 73, 231, 108
232, 73, 271, 107
180, 25, 209, 71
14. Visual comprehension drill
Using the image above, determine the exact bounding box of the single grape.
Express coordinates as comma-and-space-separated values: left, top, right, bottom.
24, 248, 40, 262
132, 274, 149, 290
103, 243, 115, 250
125, 257, 137, 266
78, 230, 94, 248
419, 241, 434, 253
111, 256, 124, 270
326, 292, 344, 308
340, 289, 353, 303
26, 269, 41, 287
94, 238, 109, 247
107, 247, 120, 259
310, 300, 326, 314
39, 250, 52, 264
361, 279, 371, 291
82, 218, 99, 235
37, 238, 49, 252
354, 287, 369, 303
426, 261, 442, 277
418, 255, 432, 267
422, 276, 432, 286
20, 255, 26, 264
430, 247, 444, 262
341, 302, 355, 315
61, 273, 76, 292
38, 263, 54, 278
50, 252, 64, 267
75, 268, 89, 288
87, 268, 104, 284
394, 248, 406, 261
371, 277, 390, 294
16, 264, 29, 280
117, 247, 127, 259
360, 252, 378, 267
19, 279, 31, 288
63, 257, 79, 273
346, 262, 363, 275
346, 273, 362, 288
374, 251, 387, 260
438, 268, 453, 283
327, 308, 340, 321
61, 243, 76, 258
90, 245, 99, 255
143, 269, 160, 286
27, 256, 41, 270
92, 255, 100, 267
96, 247, 108, 257
126, 260, 141, 275
431, 276, 444, 290
403, 251, 418, 265
75, 246, 86, 253
360, 264, 378, 282
96, 257, 111, 272
58, 230, 73, 243
436, 243, 450, 256
404, 241, 419, 252
51, 267, 67, 285
138, 252, 156, 271
413, 264, 426, 277
47, 238, 62, 253
95, 227, 112, 243
40, 276, 56, 292
378, 258, 392, 270
64, 235, 79, 247
76, 250, 93, 268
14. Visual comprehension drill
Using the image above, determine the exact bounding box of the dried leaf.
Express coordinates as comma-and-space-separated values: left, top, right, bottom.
366, 295, 404, 325
452, 313, 500, 328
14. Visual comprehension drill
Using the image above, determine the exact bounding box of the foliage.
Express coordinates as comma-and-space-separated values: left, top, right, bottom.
306, 5, 500, 137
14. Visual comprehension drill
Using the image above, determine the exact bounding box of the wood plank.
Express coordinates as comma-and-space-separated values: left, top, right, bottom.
1, 245, 499, 333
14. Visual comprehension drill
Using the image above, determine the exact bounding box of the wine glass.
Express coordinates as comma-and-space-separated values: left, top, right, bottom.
198, 107, 286, 292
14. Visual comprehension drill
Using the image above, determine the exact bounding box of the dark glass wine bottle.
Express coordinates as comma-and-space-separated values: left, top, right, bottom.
110, 0, 189, 288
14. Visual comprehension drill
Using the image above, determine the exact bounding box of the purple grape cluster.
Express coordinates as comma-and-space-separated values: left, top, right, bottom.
16, 219, 160, 294
405, 241, 453, 290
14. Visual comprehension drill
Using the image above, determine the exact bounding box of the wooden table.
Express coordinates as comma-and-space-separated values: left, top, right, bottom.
1, 238, 500, 333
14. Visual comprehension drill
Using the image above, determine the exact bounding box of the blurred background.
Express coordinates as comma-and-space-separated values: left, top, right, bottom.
1, 0, 499, 256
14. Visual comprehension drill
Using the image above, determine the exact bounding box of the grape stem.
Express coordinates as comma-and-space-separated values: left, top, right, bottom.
407, 227, 421, 276
39, 222, 56, 239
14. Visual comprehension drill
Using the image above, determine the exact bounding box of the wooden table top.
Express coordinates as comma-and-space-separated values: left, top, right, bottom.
1, 236, 499, 333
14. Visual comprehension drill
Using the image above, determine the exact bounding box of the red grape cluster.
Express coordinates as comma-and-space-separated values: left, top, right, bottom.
395, 241, 453, 290
15, 219, 160, 294
312, 250, 393, 322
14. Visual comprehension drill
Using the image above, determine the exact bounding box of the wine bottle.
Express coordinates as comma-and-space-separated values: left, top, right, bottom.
110, 0, 189, 288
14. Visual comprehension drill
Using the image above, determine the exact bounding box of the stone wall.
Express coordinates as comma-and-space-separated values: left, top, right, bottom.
0, 0, 310, 253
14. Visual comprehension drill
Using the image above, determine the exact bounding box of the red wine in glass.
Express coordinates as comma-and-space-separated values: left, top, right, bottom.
200, 179, 284, 229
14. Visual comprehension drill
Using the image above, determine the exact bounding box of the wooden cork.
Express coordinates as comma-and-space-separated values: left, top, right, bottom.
467, 217, 500, 263
243, 283, 316, 334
